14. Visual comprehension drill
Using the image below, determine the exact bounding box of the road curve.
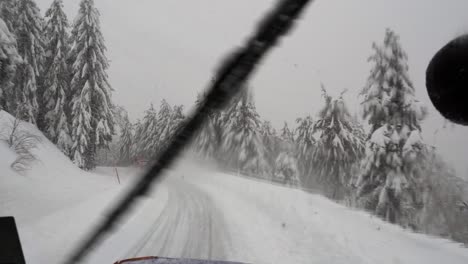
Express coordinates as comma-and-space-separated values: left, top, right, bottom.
123, 176, 229, 261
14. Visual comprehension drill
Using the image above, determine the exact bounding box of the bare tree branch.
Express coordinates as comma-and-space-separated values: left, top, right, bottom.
0, 117, 41, 173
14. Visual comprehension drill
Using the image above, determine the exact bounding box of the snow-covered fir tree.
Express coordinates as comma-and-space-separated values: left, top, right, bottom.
159, 104, 185, 151
131, 101, 185, 159
274, 150, 299, 186
280, 121, 294, 143
221, 89, 268, 176
151, 99, 172, 154
133, 100, 174, 159
347, 117, 367, 189
135, 104, 157, 159
274, 121, 299, 186
193, 92, 222, 159
295, 115, 315, 187
259, 120, 278, 170
42, 0, 71, 154
110, 105, 130, 132
0, 0, 18, 32
351, 116, 366, 145
260, 120, 276, 142
357, 29, 427, 226
69, 0, 114, 169
167, 105, 185, 136
130, 119, 144, 159
0, 17, 21, 112
93, 104, 129, 165
311, 86, 364, 199
54, 111, 71, 156
118, 114, 133, 165
267, 122, 300, 185
13, 0, 45, 123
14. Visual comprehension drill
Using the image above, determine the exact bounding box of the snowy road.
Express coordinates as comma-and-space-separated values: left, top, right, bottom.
3, 161, 468, 264
123, 177, 227, 260
93, 165, 468, 264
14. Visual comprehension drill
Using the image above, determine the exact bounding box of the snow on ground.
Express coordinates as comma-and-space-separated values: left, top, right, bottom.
1, 110, 468, 264
187, 166, 468, 264
0, 111, 168, 263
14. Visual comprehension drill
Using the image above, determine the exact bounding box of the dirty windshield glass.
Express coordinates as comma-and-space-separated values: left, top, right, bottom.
1, 0, 468, 264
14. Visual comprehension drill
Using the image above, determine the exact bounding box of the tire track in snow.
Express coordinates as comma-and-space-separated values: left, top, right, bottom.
124, 177, 228, 260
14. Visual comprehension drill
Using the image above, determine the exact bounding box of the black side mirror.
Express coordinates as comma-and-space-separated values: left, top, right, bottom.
426, 34, 468, 125
0, 217, 26, 264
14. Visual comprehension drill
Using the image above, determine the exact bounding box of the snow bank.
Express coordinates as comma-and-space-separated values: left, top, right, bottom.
0, 111, 111, 223
184, 162, 468, 264
0, 111, 169, 263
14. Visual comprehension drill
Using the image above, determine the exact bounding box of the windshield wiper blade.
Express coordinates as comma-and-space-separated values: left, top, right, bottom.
64, 0, 314, 263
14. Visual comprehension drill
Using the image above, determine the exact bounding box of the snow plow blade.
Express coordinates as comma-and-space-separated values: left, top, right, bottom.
114, 257, 247, 264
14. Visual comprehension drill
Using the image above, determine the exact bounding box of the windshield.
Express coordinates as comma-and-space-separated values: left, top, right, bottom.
1, 0, 468, 264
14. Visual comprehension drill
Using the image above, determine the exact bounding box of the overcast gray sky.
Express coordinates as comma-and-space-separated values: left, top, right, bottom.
36, 0, 468, 177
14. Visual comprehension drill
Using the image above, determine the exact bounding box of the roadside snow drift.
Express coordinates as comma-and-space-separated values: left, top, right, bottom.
1, 110, 468, 264
0, 111, 169, 263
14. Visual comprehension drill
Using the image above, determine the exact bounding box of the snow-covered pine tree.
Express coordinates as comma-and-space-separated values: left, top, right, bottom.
135, 104, 157, 159
0, 17, 21, 112
93, 105, 129, 165
357, 29, 428, 226
118, 114, 133, 165
150, 99, 172, 155
159, 104, 185, 151
274, 122, 299, 186
348, 116, 367, 190
351, 115, 366, 145
259, 120, 278, 171
274, 150, 299, 186
295, 115, 315, 187
69, 0, 114, 170
42, 0, 71, 154
260, 120, 275, 137
221, 89, 268, 176
167, 105, 185, 137
130, 119, 142, 158
280, 122, 294, 143
54, 111, 71, 156
193, 91, 223, 159
311, 86, 364, 199
112, 105, 128, 127
0, 0, 18, 32
13, 0, 45, 123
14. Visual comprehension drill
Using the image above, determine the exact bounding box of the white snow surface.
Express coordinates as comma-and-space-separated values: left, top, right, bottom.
1, 111, 468, 264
